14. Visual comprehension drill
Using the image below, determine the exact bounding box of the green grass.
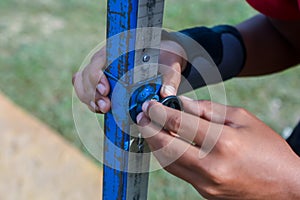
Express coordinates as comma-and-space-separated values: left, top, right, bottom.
0, 0, 299, 199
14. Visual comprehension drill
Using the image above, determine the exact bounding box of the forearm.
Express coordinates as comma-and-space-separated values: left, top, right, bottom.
237, 14, 300, 76
162, 14, 300, 91
285, 157, 300, 199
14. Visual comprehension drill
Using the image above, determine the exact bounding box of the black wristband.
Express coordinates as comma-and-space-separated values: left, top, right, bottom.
162, 25, 246, 91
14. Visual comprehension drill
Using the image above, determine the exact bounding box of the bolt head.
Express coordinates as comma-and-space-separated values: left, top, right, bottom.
143, 55, 150, 62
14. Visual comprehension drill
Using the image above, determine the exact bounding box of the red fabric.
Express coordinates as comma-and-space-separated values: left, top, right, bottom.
246, 0, 300, 20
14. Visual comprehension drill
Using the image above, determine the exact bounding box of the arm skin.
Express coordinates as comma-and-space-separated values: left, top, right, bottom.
237, 14, 300, 76
72, 12, 300, 200
137, 99, 300, 200
72, 14, 300, 112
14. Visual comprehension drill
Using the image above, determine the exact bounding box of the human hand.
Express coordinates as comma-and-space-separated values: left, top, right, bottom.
72, 47, 111, 113
137, 98, 300, 199
72, 40, 187, 113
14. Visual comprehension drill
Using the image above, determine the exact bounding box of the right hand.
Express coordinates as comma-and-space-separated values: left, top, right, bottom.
72, 40, 187, 113
137, 98, 300, 199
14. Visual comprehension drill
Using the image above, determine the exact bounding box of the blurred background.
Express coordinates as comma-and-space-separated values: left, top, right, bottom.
0, 0, 299, 199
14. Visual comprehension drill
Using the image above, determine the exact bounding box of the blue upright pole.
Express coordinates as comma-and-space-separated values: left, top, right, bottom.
104, 1, 166, 199
103, 1, 138, 199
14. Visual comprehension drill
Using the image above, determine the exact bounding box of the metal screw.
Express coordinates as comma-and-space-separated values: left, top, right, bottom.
142, 55, 150, 62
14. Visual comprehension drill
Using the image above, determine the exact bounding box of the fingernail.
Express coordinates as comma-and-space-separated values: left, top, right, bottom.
136, 113, 150, 127
163, 85, 176, 96
142, 101, 149, 112
97, 83, 106, 95
98, 99, 106, 112
136, 112, 144, 124
90, 101, 97, 110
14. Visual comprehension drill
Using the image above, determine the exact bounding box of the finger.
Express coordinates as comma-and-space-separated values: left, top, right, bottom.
82, 64, 105, 95
73, 72, 91, 104
97, 74, 110, 96
159, 41, 187, 97
179, 97, 247, 126
180, 97, 227, 124
85, 49, 106, 86
88, 97, 111, 114
82, 72, 110, 107
73, 71, 110, 112
137, 114, 207, 181
142, 101, 222, 146
159, 62, 181, 97
82, 48, 109, 95
95, 96, 111, 113
88, 101, 102, 113
137, 112, 196, 159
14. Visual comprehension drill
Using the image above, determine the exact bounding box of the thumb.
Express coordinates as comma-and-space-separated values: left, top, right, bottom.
159, 61, 181, 98
159, 40, 187, 98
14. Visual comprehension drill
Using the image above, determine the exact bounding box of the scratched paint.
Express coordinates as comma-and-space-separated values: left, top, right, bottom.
104, 0, 139, 199
104, 0, 165, 199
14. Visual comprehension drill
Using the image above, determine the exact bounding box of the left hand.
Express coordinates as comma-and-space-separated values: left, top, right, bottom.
136, 97, 300, 200
72, 40, 187, 113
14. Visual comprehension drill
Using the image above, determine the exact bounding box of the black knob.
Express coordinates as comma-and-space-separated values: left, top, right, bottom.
160, 96, 182, 111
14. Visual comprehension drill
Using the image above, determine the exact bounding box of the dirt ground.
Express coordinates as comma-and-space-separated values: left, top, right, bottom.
0, 92, 102, 200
